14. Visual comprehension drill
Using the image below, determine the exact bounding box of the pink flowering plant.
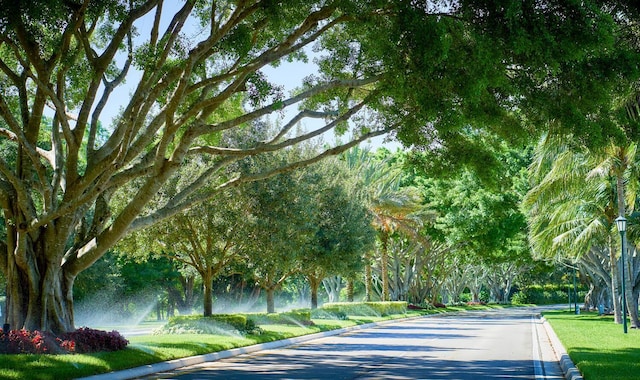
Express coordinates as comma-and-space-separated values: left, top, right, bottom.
0, 327, 128, 354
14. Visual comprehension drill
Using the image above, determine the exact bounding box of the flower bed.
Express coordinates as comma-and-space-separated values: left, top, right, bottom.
0, 327, 129, 354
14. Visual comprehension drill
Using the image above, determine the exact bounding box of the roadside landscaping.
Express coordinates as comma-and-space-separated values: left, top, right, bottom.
543, 310, 640, 380
0, 303, 507, 380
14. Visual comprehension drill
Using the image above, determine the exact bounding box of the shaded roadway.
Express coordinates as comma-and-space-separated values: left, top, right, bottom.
136, 307, 565, 380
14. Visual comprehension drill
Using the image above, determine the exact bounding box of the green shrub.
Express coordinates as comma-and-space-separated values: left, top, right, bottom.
247, 309, 313, 325
510, 292, 528, 305
0, 327, 129, 354
310, 308, 348, 320
156, 314, 257, 335
511, 285, 578, 305
321, 301, 407, 316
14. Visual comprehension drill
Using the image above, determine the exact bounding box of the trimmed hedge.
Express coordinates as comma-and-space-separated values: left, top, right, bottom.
157, 314, 256, 334
310, 308, 348, 320
246, 310, 313, 325
156, 310, 315, 335
321, 301, 407, 316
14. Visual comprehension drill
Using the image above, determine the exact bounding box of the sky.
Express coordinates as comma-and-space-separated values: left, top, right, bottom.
263, 56, 402, 151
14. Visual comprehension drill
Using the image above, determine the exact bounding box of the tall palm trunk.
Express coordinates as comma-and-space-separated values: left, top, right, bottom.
381, 232, 390, 301
365, 260, 372, 301
346, 279, 354, 302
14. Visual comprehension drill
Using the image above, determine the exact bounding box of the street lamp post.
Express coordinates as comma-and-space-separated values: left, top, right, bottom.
615, 216, 628, 334
573, 267, 579, 315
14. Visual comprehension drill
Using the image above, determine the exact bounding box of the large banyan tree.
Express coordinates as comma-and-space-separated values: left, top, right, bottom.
0, 0, 635, 333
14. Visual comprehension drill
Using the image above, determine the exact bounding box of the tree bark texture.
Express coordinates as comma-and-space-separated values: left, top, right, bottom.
365, 261, 372, 302
4, 217, 78, 334
309, 276, 320, 310
203, 272, 214, 317
0, 1, 388, 333
381, 233, 390, 301
346, 279, 354, 302
266, 288, 276, 314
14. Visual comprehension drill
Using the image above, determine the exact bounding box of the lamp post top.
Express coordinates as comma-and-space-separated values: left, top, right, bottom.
616, 216, 627, 232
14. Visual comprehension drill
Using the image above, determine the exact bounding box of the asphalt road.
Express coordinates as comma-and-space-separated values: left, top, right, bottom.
139, 307, 565, 380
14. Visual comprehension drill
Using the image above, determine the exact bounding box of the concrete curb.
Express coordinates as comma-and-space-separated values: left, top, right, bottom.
78, 315, 423, 380
540, 316, 583, 380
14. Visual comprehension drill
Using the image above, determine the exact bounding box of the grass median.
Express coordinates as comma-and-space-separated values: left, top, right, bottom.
543, 310, 640, 380
0, 304, 507, 380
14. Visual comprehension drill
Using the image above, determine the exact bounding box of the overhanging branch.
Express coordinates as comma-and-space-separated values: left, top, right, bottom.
129, 127, 391, 233
193, 76, 381, 137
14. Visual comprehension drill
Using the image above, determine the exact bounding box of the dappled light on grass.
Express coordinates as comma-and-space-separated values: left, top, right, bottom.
0, 352, 115, 380
258, 324, 320, 340
129, 333, 254, 357
280, 315, 314, 330
544, 310, 640, 380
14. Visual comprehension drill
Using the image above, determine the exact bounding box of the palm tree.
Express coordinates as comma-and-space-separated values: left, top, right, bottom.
524, 133, 640, 326
589, 142, 640, 327
344, 148, 423, 301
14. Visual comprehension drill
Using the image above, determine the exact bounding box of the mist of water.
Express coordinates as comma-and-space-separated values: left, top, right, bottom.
75, 292, 158, 330
280, 315, 312, 330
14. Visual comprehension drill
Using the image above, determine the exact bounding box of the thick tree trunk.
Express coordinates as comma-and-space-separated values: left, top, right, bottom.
266, 288, 276, 313
632, 285, 640, 327
203, 272, 213, 317
309, 276, 320, 310
322, 276, 343, 302
623, 249, 640, 328
6, 250, 75, 334
346, 279, 354, 302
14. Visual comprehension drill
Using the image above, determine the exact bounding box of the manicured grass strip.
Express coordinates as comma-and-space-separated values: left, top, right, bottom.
0, 305, 510, 380
543, 310, 640, 380
0, 319, 370, 380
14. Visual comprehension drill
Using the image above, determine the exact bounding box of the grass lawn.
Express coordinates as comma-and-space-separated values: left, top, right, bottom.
543, 310, 640, 380
0, 304, 509, 380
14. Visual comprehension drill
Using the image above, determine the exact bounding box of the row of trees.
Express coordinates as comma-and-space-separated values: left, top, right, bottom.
67, 142, 542, 320
119, 140, 379, 315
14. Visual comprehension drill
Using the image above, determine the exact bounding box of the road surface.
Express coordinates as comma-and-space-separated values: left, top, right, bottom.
137, 307, 565, 379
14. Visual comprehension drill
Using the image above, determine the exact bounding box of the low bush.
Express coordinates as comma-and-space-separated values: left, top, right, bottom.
407, 304, 433, 311
59, 328, 128, 353
321, 301, 407, 316
157, 314, 259, 335
247, 310, 313, 325
0, 327, 128, 354
512, 285, 579, 305
310, 308, 348, 320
